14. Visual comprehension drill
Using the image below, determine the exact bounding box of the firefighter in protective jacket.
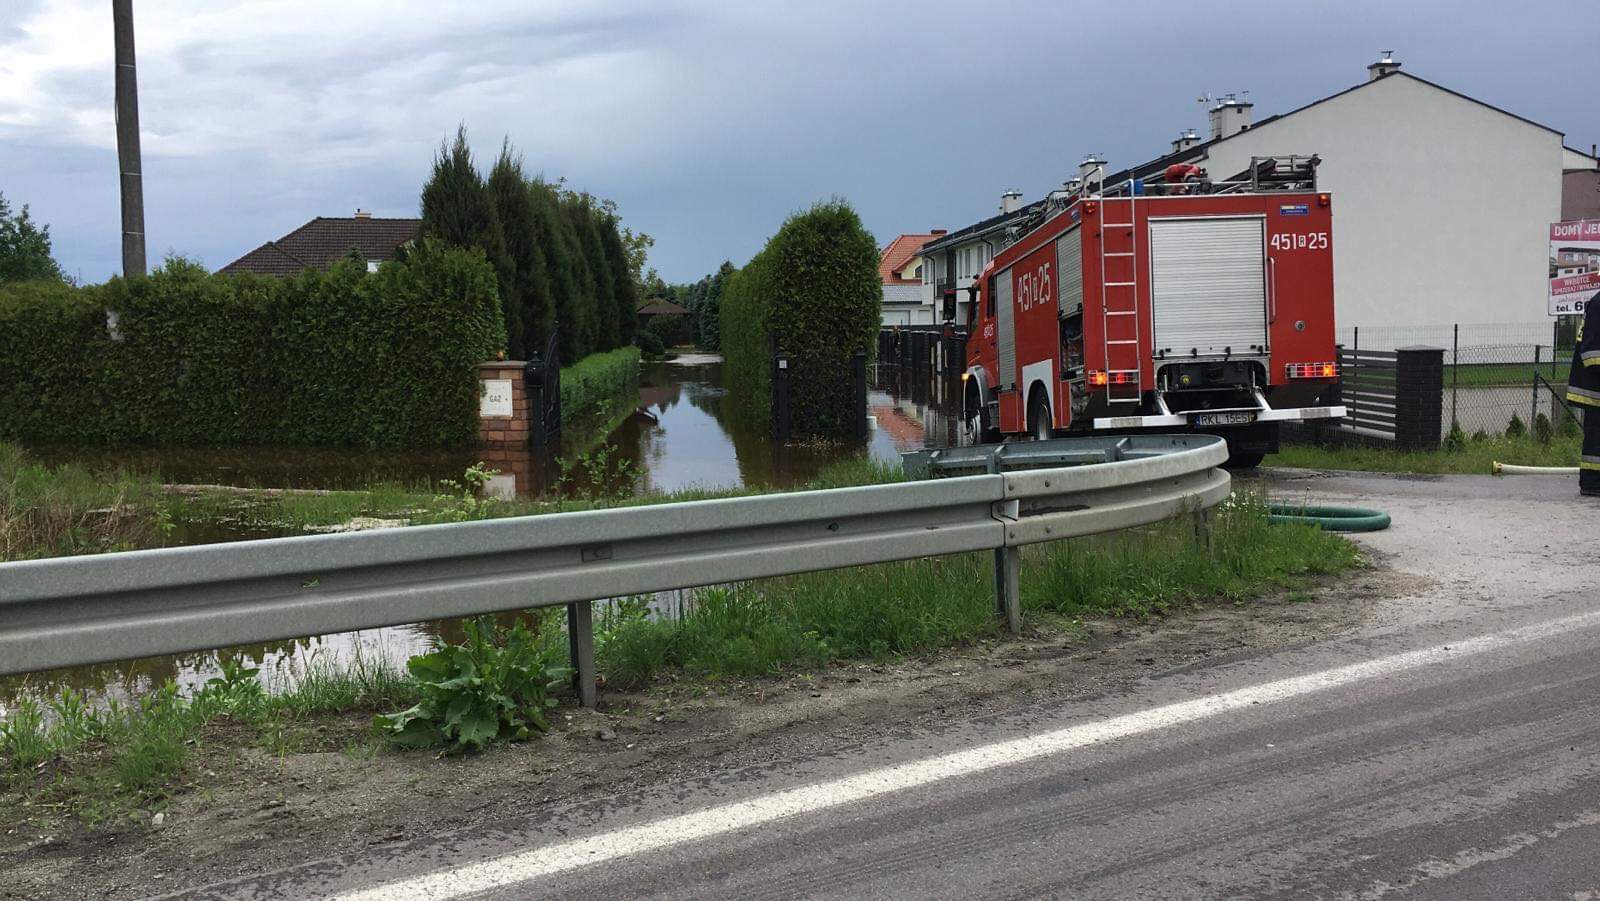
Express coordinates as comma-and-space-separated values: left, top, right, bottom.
1567, 293, 1600, 496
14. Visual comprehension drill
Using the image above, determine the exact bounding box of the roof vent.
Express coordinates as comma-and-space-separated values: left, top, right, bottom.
354, 209, 373, 219
1171, 128, 1202, 153
1367, 50, 1401, 81
1078, 154, 1107, 182
1204, 94, 1253, 140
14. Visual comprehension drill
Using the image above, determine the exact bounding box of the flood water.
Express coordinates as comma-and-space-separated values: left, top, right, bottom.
4, 355, 964, 708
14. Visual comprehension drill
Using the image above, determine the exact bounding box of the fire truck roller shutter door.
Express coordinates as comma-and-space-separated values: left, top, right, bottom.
1148, 217, 1268, 358
1056, 228, 1083, 316
996, 267, 1016, 390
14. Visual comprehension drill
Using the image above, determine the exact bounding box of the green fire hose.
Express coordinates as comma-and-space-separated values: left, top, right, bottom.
1267, 503, 1391, 532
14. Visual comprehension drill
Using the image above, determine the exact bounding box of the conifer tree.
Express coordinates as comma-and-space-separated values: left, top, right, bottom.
487, 143, 551, 357
419, 126, 515, 354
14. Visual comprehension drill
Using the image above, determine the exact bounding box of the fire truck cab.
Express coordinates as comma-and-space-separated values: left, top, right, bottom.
962, 156, 1345, 467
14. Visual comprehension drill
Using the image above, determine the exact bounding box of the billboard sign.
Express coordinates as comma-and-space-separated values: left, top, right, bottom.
1549, 219, 1600, 315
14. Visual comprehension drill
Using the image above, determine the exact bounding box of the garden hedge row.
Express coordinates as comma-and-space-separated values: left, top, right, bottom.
0, 241, 505, 448
561, 346, 640, 421
719, 200, 881, 438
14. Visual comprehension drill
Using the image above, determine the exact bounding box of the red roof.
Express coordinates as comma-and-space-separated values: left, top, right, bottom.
879, 232, 944, 286
220, 216, 420, 276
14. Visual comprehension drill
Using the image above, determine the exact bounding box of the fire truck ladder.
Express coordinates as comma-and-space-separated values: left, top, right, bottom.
1098, 197, 1142, 404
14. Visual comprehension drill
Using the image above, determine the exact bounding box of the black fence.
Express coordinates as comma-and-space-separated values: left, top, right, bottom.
1336, 322, 1577, 441
878, 326, 969, 377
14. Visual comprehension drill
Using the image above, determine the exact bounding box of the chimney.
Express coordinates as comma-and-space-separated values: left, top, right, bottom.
1078, 154, 1107, 183
1171, 128, 1202, 154
999, 191, 1024, 214
1367, 50, 1401, 81
354, 208, 373, 219
1063, 176, 1083, 195
1208, 94, 1253, 140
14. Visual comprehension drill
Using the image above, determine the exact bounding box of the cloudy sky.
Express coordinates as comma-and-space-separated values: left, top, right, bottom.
2, 0, 1594, 285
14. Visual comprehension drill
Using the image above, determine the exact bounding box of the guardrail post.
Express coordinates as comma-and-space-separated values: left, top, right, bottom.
993, 491, 1022, 633
567, 601, 597, 707
1193, 508, 1214, 556
994, 546, 1021, 634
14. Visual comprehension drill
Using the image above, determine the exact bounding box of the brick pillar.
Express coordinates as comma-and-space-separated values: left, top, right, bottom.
1394, 345, 1444, 451
476, 361, 531, 448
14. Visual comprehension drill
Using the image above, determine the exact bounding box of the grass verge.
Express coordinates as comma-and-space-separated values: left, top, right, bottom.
1269, 432, 1581, 474
0, 443, 171, 560
593, 491, 1358, 688
0, 648, 419, 826
2, 481, 1357, 824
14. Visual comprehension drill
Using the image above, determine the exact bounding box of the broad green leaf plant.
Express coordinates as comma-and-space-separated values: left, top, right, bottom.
375, 616, 567, 754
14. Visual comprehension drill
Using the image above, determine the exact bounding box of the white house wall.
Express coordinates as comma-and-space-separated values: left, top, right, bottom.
1193, 74, 1561, 342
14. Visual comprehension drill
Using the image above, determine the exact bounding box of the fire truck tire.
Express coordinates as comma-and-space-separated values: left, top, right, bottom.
965, 383, 999, 443
1028, 390, 1053, 441
1222, 449, 1265, 469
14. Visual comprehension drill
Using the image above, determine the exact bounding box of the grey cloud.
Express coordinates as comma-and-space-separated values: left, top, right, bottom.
5, 0, 1596, 286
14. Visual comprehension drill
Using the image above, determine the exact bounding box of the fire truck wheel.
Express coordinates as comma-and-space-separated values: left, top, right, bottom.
965, 384, 998, 444
1028, 391, 1054, 441
1223, 449, 1265, 469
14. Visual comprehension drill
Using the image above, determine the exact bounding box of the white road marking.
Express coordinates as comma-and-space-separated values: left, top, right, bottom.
336, 608, 1600, 901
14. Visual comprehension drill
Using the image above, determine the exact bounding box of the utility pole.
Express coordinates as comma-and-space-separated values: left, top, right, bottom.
113, 0, 146, 277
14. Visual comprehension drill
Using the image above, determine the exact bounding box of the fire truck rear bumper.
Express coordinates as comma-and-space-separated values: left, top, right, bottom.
1091, 405, 1347, 430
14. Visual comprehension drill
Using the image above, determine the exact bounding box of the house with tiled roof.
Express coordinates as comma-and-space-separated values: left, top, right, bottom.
878, 230, 945, 325
220, 211, 419, 276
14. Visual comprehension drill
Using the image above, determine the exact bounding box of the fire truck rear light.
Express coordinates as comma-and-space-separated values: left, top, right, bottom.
1088, 370, 1108, 386
1317, 193, 1330, 207
1110, 371, 1134, 384
1083, 201, 1097, 214
1287, 362, 1338, 379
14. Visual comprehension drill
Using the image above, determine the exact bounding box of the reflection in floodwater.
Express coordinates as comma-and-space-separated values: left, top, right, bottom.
2, 356, 964, 708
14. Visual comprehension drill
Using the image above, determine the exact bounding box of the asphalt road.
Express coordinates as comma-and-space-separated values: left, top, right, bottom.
172, 471, 1600, 901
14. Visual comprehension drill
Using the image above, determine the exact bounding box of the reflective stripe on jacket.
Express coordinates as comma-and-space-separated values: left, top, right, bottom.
1567, 295, 1600, 408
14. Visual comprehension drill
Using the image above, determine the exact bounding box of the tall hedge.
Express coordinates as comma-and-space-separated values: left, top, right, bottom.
0, 241, 504, 448
720, 200, 881, 438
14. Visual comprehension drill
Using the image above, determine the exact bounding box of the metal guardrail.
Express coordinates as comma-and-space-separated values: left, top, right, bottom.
0, 435, 1229, 706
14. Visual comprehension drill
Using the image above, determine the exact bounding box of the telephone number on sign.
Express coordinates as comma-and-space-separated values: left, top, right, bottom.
1270, 232, 1328, 251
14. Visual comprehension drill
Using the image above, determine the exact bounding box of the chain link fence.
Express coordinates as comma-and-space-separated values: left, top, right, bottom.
1337, 321, 1580, 441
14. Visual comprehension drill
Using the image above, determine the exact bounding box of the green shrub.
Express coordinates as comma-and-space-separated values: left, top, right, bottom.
636, 329, 666, 358
561, 346, 640, 420
1444, 420, 1466, 451
721, 200, 881, 438
0, 242, 504, 448
1506, 412, 1526, 438
644, 312, 695, 348
1533, 412, 1553, 444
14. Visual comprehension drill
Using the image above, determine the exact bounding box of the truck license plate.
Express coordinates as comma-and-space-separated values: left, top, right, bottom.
1192, 411, 1256, 427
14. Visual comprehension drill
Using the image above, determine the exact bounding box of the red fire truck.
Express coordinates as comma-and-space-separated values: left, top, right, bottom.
961, 156, 1345, 467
